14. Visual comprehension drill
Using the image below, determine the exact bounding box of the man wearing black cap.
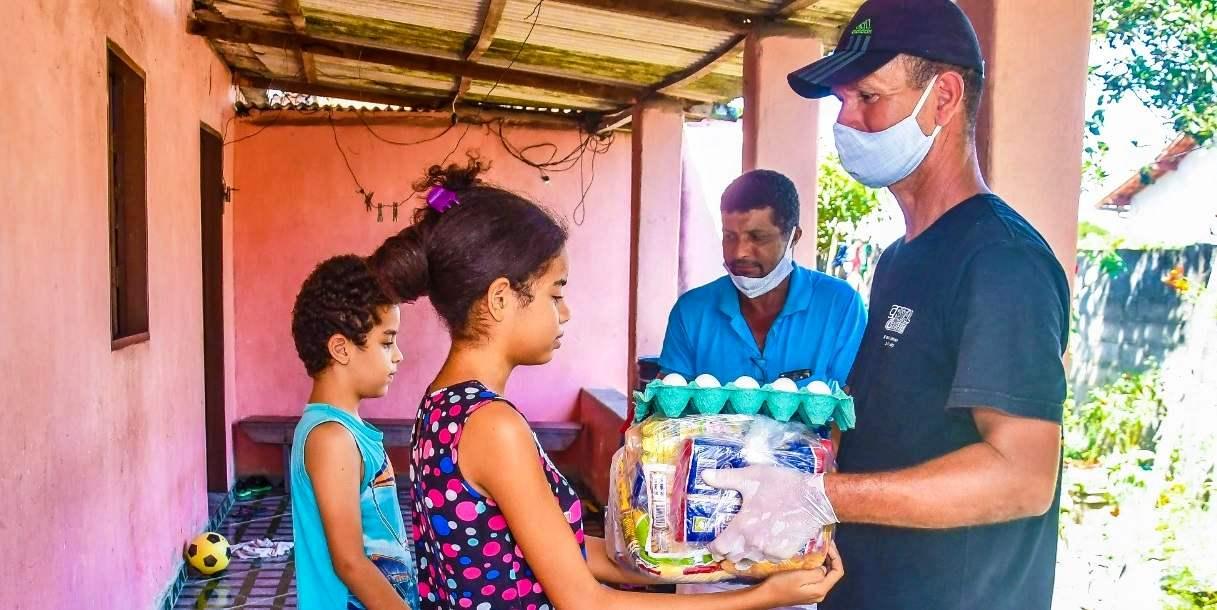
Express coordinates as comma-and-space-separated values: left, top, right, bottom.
702, 1, 1071, 608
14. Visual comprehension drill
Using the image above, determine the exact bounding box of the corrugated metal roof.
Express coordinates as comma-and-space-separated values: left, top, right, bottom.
682, 0, 784, 13
788, 0, 860, 35
308, 0, 483, 34
497, 0, 738, 58
238, 87, 594, 116
194, 0, 863, 124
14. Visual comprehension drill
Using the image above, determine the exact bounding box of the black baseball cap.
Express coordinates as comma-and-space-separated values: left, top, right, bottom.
788, 0, 984, 99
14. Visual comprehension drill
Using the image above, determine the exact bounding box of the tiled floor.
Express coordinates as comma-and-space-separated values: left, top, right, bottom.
176, 491, 304, 609
176, 483, 608, 609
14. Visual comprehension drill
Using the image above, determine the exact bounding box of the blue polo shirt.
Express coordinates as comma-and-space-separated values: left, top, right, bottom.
659, 264, 867, 387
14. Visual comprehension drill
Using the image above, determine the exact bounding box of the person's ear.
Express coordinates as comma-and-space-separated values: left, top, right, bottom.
327, 334, 352, 365
793, 226, 804, 246
932, 70, 967, 130
486, 277, 513, 323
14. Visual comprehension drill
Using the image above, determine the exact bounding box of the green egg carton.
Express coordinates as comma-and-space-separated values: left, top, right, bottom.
802, 392, 841, 426
632, 379, 856, 430
652, 384, 693, 418
764, 389, 803, 421
832, 397, 857, 430
725, 384, 766, 415
690, 384, 731, 415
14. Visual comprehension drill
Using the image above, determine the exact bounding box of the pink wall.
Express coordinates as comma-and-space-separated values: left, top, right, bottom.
627, 99, 684, 389
959, 0, 1091, 277
230, 114, 632, 474
0, 1, 235, 608
743, 28, 824, 264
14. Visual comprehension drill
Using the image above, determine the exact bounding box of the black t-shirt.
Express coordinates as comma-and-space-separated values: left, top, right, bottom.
822, 195, 1070, 610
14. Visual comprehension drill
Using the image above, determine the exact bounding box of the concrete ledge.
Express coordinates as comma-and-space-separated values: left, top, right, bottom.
239, 416, 582, 491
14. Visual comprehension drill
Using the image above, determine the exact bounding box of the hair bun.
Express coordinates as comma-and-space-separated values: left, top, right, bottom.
415, 155, 490, 194
367, 226, 430, 303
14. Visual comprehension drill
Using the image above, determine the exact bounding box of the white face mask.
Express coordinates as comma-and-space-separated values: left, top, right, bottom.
725, 231, 796, 299
833, 75, 942, 188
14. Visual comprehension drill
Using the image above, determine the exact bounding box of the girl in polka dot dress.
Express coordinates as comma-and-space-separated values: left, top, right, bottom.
368, 159, 843, 610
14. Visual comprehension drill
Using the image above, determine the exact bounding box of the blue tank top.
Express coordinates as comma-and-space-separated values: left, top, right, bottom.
291, 404, 421, 610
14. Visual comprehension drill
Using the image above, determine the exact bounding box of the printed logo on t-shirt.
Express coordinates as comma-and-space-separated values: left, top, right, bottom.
885, 305, 914, 334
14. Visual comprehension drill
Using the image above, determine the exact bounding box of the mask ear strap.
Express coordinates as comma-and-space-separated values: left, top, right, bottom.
913, 74, 942, 136
913, 74, 939, 113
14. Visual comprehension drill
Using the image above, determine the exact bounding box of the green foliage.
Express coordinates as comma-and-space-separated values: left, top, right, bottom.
1080, 246, 1128, 279
1064, 368, 1167, 465
1085, 0, 1216, 185
1078, 221, 1112, 241
1062, 365, 1217, 607
816, 155, 881, 270
1090, 0, 1217, 141
1163, 567, 1217, 610
1078, 220, 1127, 278
1159, 461, 1217, 609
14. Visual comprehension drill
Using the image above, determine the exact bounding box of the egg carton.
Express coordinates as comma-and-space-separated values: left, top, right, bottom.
631, 378, 856, 430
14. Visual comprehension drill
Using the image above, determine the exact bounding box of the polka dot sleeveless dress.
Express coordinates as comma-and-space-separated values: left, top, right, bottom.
410, 381, 586, 610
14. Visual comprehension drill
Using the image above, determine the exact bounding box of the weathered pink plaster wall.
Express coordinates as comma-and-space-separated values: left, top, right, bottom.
0, 1, 235, 608
959, 0, 1092, 277
627, 99, 684, 389
743, 28, 824, 264
230, 114, 632, 474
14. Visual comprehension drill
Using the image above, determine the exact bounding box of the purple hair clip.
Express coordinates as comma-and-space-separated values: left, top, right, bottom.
426, 185, 459, 213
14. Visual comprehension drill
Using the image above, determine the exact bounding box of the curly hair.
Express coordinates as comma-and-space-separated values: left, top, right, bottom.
368, 155, 567, 341
291, 254, 395, 377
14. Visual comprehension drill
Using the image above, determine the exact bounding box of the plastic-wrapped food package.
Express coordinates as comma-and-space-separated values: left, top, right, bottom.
607, 414, 836, 583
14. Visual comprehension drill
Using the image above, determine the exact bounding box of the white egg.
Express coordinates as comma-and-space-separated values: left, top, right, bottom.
661, 373, 688, 386
732, 375, 760, 389
693, 374, 721, 388
806, 380, 833, 395
771, 377, 799, 392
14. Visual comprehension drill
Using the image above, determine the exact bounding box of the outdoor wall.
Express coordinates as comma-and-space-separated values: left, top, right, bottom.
681, 121, 742, 294
0, 2, 236, 609
230, 113, 632, 475
1098, 146, 1217, 247
1072, 244, 1217, 398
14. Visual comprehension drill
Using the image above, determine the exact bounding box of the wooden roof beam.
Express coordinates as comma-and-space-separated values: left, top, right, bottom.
467, 0, 508, 62
188, 17, 643, 103
594, 105, 634, 133
453, 0, 508, 107
552, 0, 759, 34
594, 34, 745, 131
656, 0, 822, 94
593, 0, 831, 131
282, 0, 316, 83
656, 35, 745, 95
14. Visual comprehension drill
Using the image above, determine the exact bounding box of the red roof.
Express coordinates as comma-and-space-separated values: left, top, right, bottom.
1097, 134, 1200, 210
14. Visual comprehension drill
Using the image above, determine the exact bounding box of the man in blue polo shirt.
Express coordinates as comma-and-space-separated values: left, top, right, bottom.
659, 169, 867, 389
658, 169, 867, 609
